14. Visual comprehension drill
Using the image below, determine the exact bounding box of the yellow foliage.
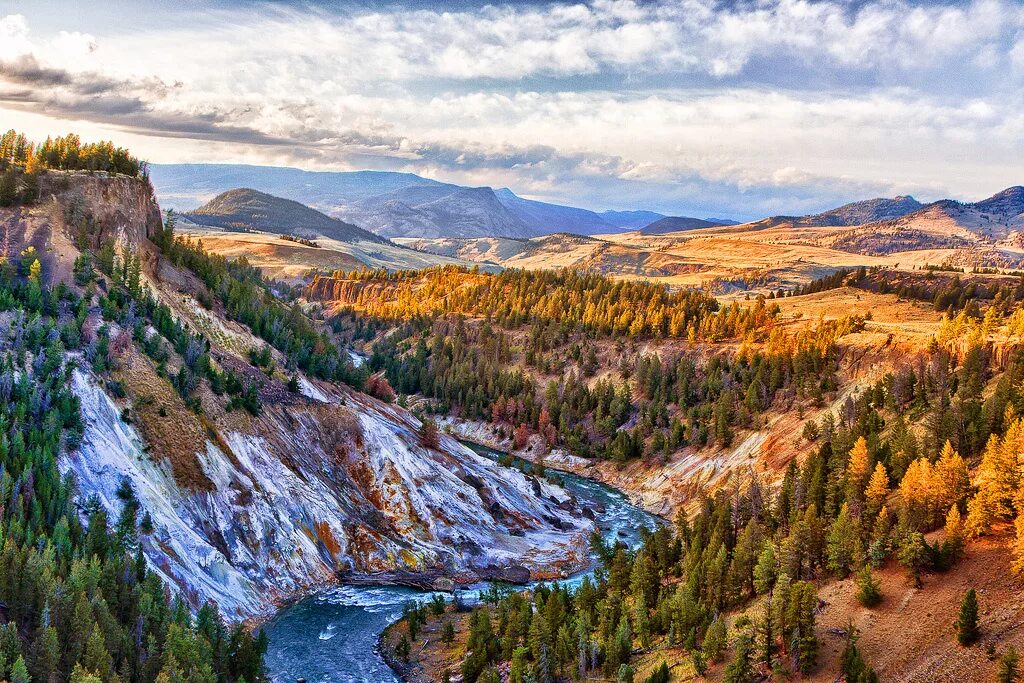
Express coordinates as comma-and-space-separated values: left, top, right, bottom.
865, 462, 890, 517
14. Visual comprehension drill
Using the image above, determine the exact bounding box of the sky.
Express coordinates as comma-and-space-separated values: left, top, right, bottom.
1, 0, 1023, 220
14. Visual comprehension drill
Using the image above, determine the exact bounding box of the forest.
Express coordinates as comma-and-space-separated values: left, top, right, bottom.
322, 267, 855, 463
389, 339, 1024, 682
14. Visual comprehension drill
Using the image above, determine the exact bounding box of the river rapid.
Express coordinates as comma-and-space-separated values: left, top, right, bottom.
262, 443, 661, 683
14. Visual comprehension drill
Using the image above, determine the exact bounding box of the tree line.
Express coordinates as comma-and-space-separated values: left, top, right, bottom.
1, 130, 145, 207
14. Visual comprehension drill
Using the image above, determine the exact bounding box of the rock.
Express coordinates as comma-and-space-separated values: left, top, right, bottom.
431, 577, 456, 592
477, 565, 531, 584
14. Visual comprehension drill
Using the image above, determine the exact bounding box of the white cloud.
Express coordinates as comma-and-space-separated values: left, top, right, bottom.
2, 1, 1024, 217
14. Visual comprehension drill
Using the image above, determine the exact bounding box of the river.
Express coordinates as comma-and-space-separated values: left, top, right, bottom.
262, 443, 661, 683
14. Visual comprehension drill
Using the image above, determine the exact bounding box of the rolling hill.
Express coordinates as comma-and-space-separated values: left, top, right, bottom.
185, 188, 389, 243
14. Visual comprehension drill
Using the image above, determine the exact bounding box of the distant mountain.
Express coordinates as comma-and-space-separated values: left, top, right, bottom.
598, 210, 666, 230
816, 187, 1024, 255
149, 164, 442, 211
638, 216, 731, 234
804, 195, 924, 227
493, 188, 621, 235
185, 188, 389, 244
150, 163, 658, 239
336, 184, 535, 239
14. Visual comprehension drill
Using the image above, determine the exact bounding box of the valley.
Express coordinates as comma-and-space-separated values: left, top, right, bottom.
3, 131, 1024, 683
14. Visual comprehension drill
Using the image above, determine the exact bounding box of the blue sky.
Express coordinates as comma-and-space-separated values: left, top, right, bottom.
1, 0, 1023, 219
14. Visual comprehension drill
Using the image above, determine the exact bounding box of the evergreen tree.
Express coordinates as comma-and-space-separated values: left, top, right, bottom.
956, 589, 980, 646
723, 632, 754, 683
998, 646, 1020, 683
855, 566, 882, 608
703, 617, 728, 663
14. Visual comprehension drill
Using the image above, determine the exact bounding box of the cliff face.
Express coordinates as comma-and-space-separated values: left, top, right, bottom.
306, 274, 393, 305
65, 370, 591, 621
4, 174, 592, 621
41, 171, 163, 248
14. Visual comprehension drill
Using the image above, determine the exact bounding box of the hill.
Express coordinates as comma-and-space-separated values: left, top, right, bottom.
638, 215, 730, 234
186, 187, 389, 243
803, 194, 924, 226
817, 186, 1024, 254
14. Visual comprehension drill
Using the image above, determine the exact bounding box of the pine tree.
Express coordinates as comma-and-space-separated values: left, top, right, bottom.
826, 503, 861, 577
956, 589, 980, 646
934, 441, 969, 514
788, 581, 819, 675
898, 457, 935, 531
753, 543, 777, 594
0, 168, 16, 206
83, 625, 113, 680
703, 617, 728, 663
846, 436, 871, 513
998, 646, 1020, 683
723, 632, 754, 683
967, 423, 1023, 537
943, 505, 965, 564
395, 633, 410, 661
855, 566, 882, 607
9, 655, 29, 683
441, 620, 455, 645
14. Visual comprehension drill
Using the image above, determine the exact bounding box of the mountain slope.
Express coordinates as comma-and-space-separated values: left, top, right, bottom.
336, 184, 537, 238
817, 186, 1024, 254
494, 188, 619, 235
186, 187, 389, 243
803, 195, 923, 226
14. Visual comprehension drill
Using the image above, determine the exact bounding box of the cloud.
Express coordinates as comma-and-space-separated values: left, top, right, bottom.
0, 55, 292, 146
92, 0, 1024, 85
2, 1, 1023, 219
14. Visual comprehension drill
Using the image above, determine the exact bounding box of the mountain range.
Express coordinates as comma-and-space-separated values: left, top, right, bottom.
151, 164, 1024, 250
150, 163, 665, 239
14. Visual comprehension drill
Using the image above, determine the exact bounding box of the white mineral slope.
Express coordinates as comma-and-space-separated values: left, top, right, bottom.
64, 370, 593, 622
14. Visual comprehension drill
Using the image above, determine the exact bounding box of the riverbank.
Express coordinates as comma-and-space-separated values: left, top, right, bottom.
438, 415, 801, 523
438, 416, 686, 519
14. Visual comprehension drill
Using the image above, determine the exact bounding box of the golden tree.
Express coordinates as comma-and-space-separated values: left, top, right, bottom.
864, 462, 890, 519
